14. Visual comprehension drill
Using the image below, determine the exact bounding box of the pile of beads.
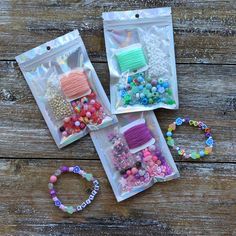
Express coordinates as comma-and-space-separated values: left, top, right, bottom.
118, 72, 175, 106
115, 44, 147, 73
47, 90, 73, 121
59, 114, 86, 138
60, 70, 91, 100
48, 165, 99, 214
144, 35, 169, 78
166, 117, 214, 159
108, 131, 173, 193
71, 91, 106, 125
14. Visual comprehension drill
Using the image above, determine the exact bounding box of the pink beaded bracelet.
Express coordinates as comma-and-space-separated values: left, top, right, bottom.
48, 165, 99, 214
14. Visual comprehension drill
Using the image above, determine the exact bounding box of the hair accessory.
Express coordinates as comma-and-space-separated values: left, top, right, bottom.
166, 117, 214, 159
60, 70, 91, 100
116, 44, 147, 73
48, 165, 99, 214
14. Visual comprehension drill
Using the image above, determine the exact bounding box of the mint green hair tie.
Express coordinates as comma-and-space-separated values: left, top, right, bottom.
116, 44, 147, 73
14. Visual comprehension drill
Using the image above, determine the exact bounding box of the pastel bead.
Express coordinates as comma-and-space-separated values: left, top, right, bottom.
131, 167, 138, 175
50, 175, 57, 183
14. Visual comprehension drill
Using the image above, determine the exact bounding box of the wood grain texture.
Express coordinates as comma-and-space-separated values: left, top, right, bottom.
0, 0, 235, 63
0, 159, 235, 236
0, 61, 235, 162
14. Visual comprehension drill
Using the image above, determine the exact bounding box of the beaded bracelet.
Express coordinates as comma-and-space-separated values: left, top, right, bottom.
48, 165, 99, 214
166, 117, 214, 159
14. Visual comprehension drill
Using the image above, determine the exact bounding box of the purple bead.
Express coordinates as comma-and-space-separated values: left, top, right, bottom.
123, 174, 128, 179
140, 176, 145, 181
155, 149, 161, 156
50, 189, 56, 197
205, 133, 211, 138
135, 173, 140, 179
60, 166, 69, 172
185, 117, 190, 123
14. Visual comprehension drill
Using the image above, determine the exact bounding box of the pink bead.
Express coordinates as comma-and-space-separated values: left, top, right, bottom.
90, 107, 96, 113
157, 160, 161, 166
131, 167, 138, 175
69, 167, 73, 172
50, 175, 57, 183
149, 161, 155, 167
99, 107, 104, 112
62, 131, 68, 137
83, 104, 88, 110
71, 114, 78, 121
64, 117, 71, 123
126, 170, 131, 176
152, 155, 158, 162
71, 101, 77, 107
86, 112, 91, 118
90, 99, 96, 105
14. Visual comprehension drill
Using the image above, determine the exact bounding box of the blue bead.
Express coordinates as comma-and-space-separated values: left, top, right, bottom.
162, 82, 169, 88
175, 117, 183, 126
146, 83, 152, 89
138, 85, 144, 91
127, 76, 133, 83
199, 151, 205, 157
55, 200, 61, 207
120, 90, 127, 97
206, 137, 214, 146
158, 87, 165, 94
166, 131, 172, 137
73, 166, 80, 173
141, 98, 148, 105
137, 76, 144, 83
140, 93, 145, 98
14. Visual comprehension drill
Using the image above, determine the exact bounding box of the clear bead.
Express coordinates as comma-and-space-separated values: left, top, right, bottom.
48, 183, 54, 189
54, 169, 61, 176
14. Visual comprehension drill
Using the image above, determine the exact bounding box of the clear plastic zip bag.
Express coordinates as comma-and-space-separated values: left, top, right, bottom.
16, 30, 117, 148
103, 7, 179, 114
90, 111, 179, 202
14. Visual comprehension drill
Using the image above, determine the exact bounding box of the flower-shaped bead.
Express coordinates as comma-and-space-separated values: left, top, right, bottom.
206, 137, 214, 146
175, 117, 183, 126
73, 166, 81, 174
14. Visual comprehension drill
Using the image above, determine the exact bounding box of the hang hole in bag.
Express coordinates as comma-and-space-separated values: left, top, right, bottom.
135, 14, 139, 18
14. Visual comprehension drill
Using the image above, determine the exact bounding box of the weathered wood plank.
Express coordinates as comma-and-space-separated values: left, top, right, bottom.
0, 159, 235, 235
0, 61, 235, 161
0, 0, 235, 63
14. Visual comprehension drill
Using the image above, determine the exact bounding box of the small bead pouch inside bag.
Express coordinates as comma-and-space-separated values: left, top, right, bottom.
16, 30, 117, 148
103, 7, 179, 114
90, 111, 179, 202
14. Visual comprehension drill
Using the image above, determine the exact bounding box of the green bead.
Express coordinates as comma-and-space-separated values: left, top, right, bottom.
85, 173, 93, 181
167, 99, 175, 105
130, 82, 135, 87
146, 77, 152, 82
167, 89, 173, 96
148, 98, 154, 104
124, 94, 131, 104
67, 206, 74, 214
191, 152, 198, 159
167, 139, 175, 147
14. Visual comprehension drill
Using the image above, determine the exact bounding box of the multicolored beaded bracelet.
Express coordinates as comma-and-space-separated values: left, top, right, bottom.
166, 117, 214, 159
48, 165, 99, 214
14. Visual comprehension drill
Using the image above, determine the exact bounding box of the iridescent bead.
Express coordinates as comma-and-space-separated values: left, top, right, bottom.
141, 98, 148, 105
138, 85, 144, 91
151, 87, 157, 92
137, 76, 144, 83
162, 82, 169, 88
54, 169, 61, 176
166, 131, 172, 137
140, 93, 145, 98
48, 183, 54, 190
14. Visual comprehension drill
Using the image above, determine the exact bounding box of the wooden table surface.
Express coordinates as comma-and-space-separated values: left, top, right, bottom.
0, 1, 236, 235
